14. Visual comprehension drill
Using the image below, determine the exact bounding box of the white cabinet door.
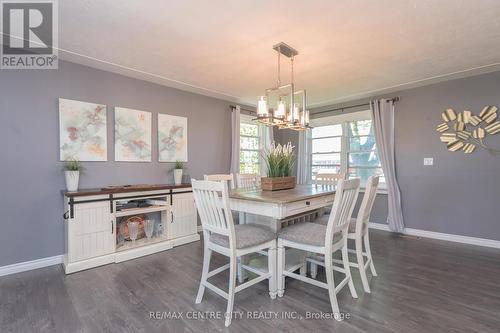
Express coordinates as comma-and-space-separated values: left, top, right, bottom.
67, 201, 115, 263
168, 193, 197, 239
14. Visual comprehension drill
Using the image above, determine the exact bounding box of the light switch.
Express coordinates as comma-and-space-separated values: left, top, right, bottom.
423, 158, 434, 166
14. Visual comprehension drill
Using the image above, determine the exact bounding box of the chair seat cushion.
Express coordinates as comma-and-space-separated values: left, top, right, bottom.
278, 222, 342, 247
317, 215, 357, 233
210, 224, 275, 249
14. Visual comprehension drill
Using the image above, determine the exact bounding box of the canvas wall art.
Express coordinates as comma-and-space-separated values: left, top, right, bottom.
115, 107, 152, 162
158, 114, 188, 162
59, 98, 107, 161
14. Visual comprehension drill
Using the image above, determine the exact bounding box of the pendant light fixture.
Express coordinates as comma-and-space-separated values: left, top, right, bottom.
255, 42, 310, 130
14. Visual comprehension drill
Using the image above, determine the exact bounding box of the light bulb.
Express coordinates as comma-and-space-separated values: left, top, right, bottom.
257, 96, 268, 117
293, 103, 300, 122
276, 100, 286, 119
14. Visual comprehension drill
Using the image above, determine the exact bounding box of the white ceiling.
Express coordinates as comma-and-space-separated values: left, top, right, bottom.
57, 0, 500, 107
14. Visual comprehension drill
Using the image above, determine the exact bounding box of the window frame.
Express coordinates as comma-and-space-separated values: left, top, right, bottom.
239, 114, 261, 174
310, 111, 386, 190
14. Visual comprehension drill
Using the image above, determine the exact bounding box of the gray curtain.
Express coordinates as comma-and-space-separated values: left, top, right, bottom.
370, 99, 405, 232
230, 106, 240, 174
297, 128, 312, 184
259, 125, 274, 176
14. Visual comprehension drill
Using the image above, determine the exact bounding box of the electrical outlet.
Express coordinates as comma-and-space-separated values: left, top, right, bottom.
423, 158, 434, 166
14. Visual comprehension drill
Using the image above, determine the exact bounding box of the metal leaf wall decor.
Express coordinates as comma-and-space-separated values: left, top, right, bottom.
436, 106, 500, 154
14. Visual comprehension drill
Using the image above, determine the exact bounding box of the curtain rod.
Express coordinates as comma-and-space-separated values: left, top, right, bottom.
312, 97, 400, 116
230, 96, 400, 115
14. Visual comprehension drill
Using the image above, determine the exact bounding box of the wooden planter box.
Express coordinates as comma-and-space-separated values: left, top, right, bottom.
261, 177, 296, 191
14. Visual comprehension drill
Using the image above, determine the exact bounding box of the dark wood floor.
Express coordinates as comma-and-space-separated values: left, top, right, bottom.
1, 230, 500, 333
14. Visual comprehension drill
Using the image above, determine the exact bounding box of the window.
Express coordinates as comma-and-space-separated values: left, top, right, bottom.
239, 116, 261, 174
310, 111, 385, 187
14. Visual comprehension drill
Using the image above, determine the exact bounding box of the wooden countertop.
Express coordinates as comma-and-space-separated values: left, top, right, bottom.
64, 183, 192, 197
229, 184, 336, 204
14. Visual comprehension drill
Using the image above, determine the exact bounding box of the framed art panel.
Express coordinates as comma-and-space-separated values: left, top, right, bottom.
158, 114, 187, 162
59, 98, 107, 161
115, 107, 152, 162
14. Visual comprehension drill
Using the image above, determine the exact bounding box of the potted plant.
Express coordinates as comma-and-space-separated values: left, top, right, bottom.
261, 142, 296, 191
173, 161, 184, 185
63, 159, 83, 192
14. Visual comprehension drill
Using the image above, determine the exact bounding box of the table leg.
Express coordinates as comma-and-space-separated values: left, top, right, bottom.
237, 212, 248, 283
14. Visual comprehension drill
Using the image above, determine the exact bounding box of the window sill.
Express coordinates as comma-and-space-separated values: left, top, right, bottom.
360, 187, 388, 195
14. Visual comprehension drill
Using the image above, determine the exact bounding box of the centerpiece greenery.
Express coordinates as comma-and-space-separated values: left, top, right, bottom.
262, 142, 296, 190
264, 142, 295, 177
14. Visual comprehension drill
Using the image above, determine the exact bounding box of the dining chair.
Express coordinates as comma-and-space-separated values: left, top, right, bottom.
204, 173, 236, 189
277, 178, 360, 318
309, 176, 379, 293
314, 171, 345, 186
314, 171, 345, 217
236, 173, 261, 190
192, 179, 276, 327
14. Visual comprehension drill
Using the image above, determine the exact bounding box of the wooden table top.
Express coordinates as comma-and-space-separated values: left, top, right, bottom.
64, 183, 192, 197
229, 184, 336, 204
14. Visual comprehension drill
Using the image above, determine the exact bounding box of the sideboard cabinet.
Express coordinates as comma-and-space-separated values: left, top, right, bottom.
63, 184, 199, 274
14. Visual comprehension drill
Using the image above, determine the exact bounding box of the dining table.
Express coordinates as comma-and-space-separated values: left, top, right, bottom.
229, 184, 336, 231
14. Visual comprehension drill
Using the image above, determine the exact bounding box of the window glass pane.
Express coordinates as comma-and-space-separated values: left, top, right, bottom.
348, 167, 385, 185
240, 162, 259, 174
312, 137, 341, 153
240, 123, 258, 136
349, 136, 376, 151
349, 152, 381, 167
312, 153, 341, 166
312, 124, 342, 138
240, 136, 259, 150
240, 150, 259, 174
348, 120, 373, 136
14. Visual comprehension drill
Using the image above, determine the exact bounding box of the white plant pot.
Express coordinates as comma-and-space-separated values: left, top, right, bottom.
65, 170, 80, 192
174, 169, 183, 185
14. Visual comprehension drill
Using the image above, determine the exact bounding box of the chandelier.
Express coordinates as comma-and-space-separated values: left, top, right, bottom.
255, 42, 310, 131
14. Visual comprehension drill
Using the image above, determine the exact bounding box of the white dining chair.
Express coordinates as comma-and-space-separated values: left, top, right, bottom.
309, 176, 379, 293
314, 171, 345, 187
192, 179, 277, 327
236, 173, 261, 190
315, 172, 345, 218
277, 179, 360, 318
204, 173, 236, 189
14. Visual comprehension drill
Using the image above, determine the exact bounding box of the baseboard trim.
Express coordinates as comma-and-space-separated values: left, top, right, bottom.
0, 255, 63, 277
369, 223, 500, 249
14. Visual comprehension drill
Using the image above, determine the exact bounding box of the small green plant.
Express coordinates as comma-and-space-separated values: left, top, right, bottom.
263, 142, 295, 177
63, 159, 84, 172
174, 161, 184, 170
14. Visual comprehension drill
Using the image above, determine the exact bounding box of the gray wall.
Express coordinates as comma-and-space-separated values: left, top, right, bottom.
279, 71, 500, 240
0, 61, 234, 266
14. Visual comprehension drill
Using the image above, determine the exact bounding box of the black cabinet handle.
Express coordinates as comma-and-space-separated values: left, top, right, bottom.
305, 201, 311, 206
171, 211, 174, 223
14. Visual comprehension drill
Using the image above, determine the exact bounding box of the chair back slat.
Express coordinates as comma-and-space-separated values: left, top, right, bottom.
314, 172, 345, 187
355, 176, 379, 234
236, 173, 261, 190
324, 178, 360, 246
204, 174, 236, 189
192, 179, 234, 237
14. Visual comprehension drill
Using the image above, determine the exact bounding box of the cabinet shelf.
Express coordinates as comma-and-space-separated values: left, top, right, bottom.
116, 235, 170, 252
115, 205, 168, 217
